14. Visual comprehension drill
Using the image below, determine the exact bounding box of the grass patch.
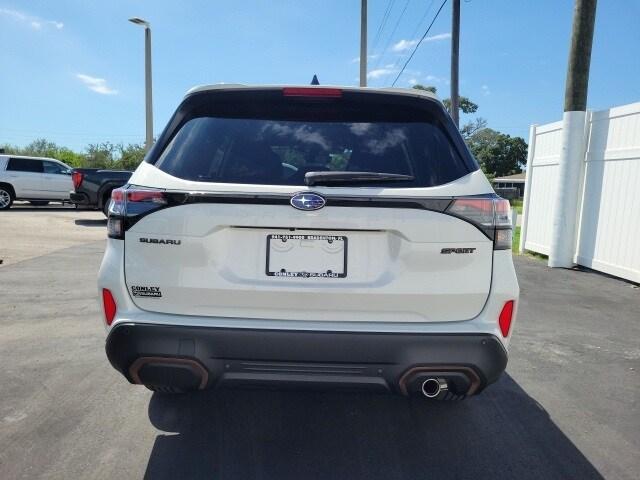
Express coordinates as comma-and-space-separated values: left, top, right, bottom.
510, 198, 523, 215
511, 224, 549, 261
526, 250, 549, 261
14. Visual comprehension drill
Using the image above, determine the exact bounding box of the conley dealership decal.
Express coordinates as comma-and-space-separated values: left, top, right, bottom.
131, 286, 162, 298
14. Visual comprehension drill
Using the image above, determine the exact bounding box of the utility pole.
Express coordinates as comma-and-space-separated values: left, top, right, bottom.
360, 0, 367, 87
450, 0, 460, 127
549, 0, 597, 268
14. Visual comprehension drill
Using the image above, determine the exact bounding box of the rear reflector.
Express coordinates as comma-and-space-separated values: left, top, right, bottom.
102, 288, 117, 326
498, 300, 515, 337
282, 87, 342, 98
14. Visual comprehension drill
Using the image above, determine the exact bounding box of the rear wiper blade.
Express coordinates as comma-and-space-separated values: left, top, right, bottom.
304, 171, 414, 186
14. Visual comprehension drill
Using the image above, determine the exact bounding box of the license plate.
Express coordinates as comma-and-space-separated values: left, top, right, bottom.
266, 234, 347, 278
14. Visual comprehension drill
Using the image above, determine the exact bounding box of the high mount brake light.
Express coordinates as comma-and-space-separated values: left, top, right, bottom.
107, 187, 167, 239
446, 197, 512, 250
72, 171, 84, 190
282, 87, 342, 98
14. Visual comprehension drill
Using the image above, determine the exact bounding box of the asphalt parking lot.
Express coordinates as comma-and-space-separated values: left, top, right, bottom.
0, 206, 638, 480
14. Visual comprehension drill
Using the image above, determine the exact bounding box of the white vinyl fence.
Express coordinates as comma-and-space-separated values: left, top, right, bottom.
520, 102, 640, 283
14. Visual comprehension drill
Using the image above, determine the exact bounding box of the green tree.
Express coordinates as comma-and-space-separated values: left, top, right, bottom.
442, 97, 478, 114
55, 147, 84, 167
21, 138, 60, 157
116, 143, 146, 170
412, 85, 478, 114
411, 84, 437, 94
460, 117, 488, 140
85, 142, 118, 168
466, 128, 527, 177
1, 138, 84, 166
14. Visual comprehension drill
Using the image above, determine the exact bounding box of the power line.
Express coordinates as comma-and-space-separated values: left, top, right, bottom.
391, 0, 448, 87
371, 0, 396, 52
408, 0, 436, 44
377, 0, 436, 86
371, 0, 411, 74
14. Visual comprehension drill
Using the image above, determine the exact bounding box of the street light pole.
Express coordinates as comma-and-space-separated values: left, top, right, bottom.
129, 17, 154, 152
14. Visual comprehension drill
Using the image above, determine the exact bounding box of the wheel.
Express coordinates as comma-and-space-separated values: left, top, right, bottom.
29, 201, 50, 206
0, 186, 14, 210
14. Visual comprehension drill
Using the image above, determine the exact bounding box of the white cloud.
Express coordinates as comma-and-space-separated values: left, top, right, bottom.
424, 75, 443, 83
0, 8, 63, 30
392, 39, 418, 53
76, 74, 118, 95
425, 33, 452, 42
408, 78, 418, 86
367, 68, 397, 80
481, 84, 491, 96
392, 33, 452, 52
351, 54, 379, 64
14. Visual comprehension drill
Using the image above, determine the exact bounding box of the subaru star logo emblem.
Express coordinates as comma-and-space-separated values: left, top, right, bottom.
290, 192, 326, 211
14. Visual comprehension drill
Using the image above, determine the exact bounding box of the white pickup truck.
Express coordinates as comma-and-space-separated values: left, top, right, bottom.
0, 155, 73, 209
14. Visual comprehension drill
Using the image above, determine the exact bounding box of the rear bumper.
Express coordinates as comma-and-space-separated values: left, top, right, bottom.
106, 323, 508, 396
70, 191, 90, 206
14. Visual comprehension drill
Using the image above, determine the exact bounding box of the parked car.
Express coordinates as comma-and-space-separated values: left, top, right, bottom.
0, 155, 73, 210
99, 84, 519, 400
70, 168, 132, 216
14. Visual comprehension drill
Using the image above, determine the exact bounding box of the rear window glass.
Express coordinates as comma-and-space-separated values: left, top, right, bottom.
154, 97, 472, 188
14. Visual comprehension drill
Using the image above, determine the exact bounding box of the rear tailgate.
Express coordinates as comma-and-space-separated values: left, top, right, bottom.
124, 195, 492, 322
119, 86, 496, 323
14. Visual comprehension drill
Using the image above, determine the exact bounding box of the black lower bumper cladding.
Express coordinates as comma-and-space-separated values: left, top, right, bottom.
70, 192, 89, 205
106, 323, 508, 396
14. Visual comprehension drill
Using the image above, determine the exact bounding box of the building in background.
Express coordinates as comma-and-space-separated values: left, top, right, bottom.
492, 172, 526, 198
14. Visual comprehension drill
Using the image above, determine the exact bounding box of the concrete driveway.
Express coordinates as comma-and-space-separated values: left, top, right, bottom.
0, 209, 638, 479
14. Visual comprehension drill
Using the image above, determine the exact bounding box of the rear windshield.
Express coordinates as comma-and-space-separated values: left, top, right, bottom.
154, 93, 473, 188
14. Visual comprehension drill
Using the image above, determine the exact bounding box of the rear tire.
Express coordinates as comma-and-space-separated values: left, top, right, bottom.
0, 186, 14, 210
29, 201, 50, 206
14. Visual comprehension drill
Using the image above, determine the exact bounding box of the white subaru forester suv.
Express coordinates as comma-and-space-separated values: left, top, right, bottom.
99, 85, 519, 400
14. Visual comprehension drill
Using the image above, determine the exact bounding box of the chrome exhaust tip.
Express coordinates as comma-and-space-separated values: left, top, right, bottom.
421, 378, 449, 399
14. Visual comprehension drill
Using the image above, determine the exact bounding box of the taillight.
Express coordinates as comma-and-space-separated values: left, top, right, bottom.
446, 197, 512, 250
498, 300, 515, 337
102, 288, 117, 326
282, 87, 342, 98
72, 171, 84, 190
107, 186, 168, 239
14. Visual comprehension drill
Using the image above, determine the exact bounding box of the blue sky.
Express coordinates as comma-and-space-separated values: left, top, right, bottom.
1, 0, 639, 151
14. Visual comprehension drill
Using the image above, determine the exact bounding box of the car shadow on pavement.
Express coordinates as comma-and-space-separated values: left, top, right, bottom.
144, 374, 603, 480
74, 218, 107, 226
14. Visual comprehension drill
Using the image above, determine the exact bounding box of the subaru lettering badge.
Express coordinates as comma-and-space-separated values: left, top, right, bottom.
290, 192, 326, 211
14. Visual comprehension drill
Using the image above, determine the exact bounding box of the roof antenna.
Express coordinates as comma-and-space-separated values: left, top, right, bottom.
311, 74, 320, 85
